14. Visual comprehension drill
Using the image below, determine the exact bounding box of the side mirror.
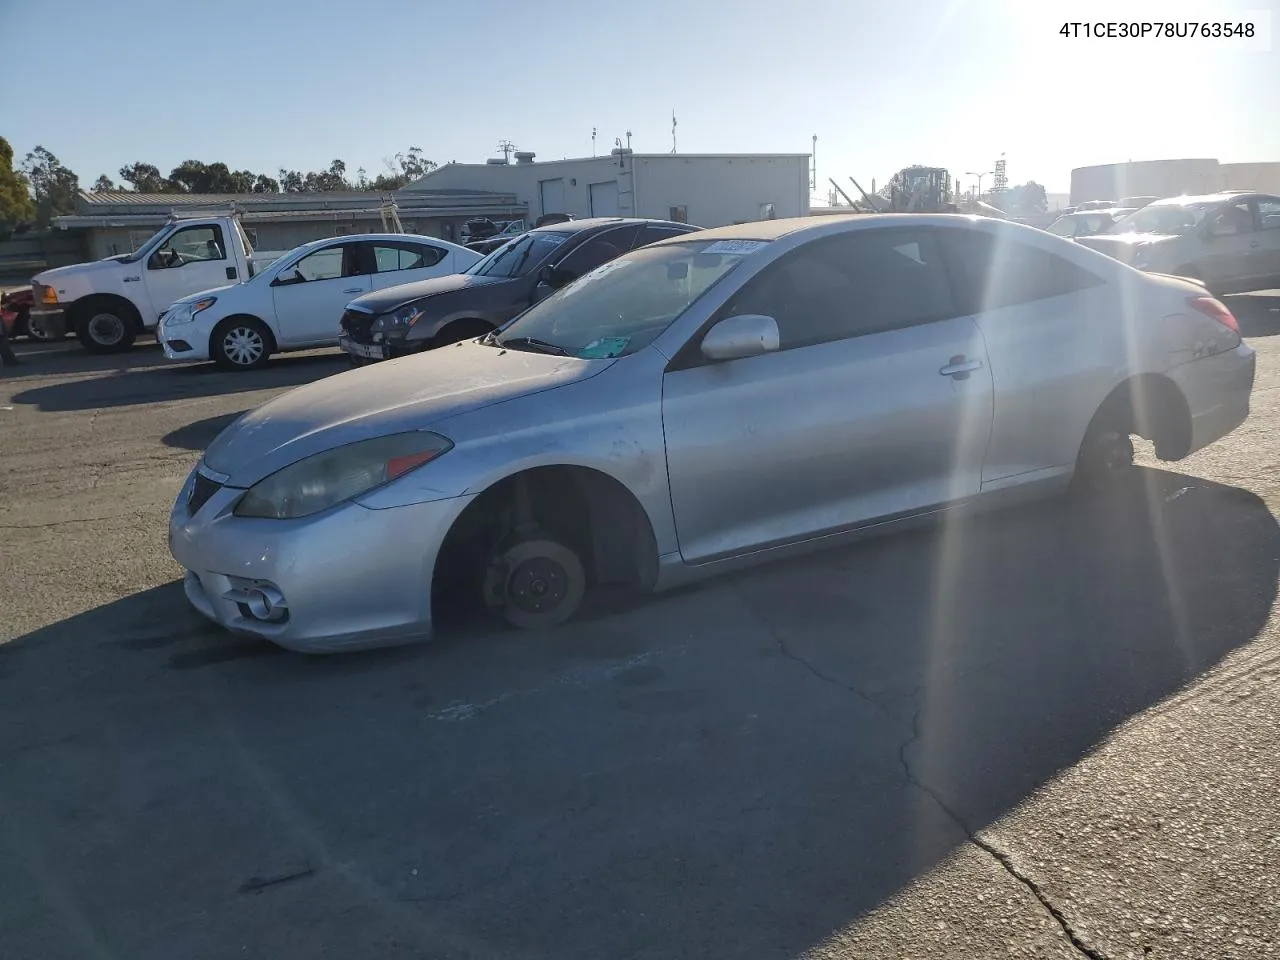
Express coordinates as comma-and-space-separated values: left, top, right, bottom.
540, 264, 574, 289
700, 314, 779, 362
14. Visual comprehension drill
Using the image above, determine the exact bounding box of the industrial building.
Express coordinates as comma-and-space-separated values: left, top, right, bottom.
400, 149, 812, 227
1071, 158, 1280, 205
50, 189, 528, 260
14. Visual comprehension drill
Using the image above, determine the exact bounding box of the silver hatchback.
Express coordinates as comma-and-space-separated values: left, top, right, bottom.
170, 215, 1255, 652
1079, 191, 1280, 291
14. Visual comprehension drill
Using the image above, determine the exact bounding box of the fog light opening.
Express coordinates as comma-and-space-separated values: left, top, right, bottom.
244, 585, 288, 623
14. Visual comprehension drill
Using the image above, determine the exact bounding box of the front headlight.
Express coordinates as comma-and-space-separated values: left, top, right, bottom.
233, 432, 453, 520
164, 296, 216, 326
376, 304, 426, 333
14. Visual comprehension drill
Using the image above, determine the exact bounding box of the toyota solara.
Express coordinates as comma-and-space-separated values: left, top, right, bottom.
169, 215, 1255, 653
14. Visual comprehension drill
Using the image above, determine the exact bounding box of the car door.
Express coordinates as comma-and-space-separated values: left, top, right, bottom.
368, 239, 455, 291
661, 227, 994, 564
1249, 196, 1280, 283
533, 226, 641, 301
144, 223, 239, 322
1196, 199, 1258, 285
270, 241, 370, 346
935, 228, 1111, 481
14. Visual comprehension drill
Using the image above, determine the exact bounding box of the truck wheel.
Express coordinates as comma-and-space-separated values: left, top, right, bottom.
74, 300, 137, 353
211, 317, 272, 371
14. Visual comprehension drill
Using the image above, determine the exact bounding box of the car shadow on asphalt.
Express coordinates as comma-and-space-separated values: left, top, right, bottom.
1224, 291, 1280, 337
6, 350, 347, 411
1, 468, 1276, 959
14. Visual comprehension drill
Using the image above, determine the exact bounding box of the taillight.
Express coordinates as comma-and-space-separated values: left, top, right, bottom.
1187, 296, 1239, 335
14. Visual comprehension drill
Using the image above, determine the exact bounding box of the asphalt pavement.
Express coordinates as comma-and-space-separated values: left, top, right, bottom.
2, 296, 1279, 959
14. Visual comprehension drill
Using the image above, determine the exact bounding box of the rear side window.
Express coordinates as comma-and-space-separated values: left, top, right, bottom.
373, 241, 447, 272
937, 229, 1104, 313
721, 228, 956, 349
635, 224, 694, 247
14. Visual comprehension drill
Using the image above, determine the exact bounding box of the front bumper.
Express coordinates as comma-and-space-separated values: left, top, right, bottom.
168, 473, 474, 653
1166, 341, 1256, 456
338, 333, 422, 364
29, 305, 66, 337
158, 320, 209, 361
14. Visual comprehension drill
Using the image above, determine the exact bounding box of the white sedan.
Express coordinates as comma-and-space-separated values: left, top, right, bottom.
157, 233, 481, 370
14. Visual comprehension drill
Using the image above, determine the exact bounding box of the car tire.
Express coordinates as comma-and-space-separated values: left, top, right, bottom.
1073, 410, 1135, 495
483, 538, 587, 630
211, 317, 272, 371
73, 299, 138, 354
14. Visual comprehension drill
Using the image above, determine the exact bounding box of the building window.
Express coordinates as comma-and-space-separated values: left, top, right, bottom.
669, 205, 688, 224
759, 202, 776, 220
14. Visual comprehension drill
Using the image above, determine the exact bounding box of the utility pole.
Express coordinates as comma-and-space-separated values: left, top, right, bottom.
496, 140, 516, 164
626, 129, 632, 150
671, 110, 677, 154
592, 127, 597, 157
810, 135, 817, 192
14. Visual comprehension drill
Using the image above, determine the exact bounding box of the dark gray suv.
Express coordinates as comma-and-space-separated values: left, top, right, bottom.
339, 217, 699, 364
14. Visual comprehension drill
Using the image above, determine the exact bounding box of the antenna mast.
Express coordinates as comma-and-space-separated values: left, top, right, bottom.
496, 139, 516, 164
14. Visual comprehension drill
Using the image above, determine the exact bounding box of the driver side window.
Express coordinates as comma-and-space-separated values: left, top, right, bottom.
285, 244, 359, 283
1207, 201, 1254, 237
148, 225, 226, 269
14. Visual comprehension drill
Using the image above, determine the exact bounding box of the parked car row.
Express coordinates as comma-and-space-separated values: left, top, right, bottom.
169, 212, 1256, 653
1041, 190, 1280, 293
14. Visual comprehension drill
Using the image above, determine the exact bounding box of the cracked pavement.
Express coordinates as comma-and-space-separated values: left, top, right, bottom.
2, 298, 1279, 960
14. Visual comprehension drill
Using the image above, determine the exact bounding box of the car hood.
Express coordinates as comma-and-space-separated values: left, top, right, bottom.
203, 339, 612, 486
347, 273, 508, 315
1076, 233, 1178, 262
171, 282, 241, 305
34, 257, 127, 286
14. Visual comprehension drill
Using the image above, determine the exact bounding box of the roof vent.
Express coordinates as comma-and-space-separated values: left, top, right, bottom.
486, 157, 509, 165
514, 151, 536, 164
611, 147, 634, 156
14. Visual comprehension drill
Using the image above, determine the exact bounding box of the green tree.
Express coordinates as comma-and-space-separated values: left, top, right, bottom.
22, 146, 80, 226
371, 147, 436, 191
92, 174, 117, 192
0, 137, 36, 238
118, 162, 173, 192
252, 173, 279, 193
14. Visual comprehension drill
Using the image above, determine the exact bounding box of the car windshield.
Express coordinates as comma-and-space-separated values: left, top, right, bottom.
1046, 216, 1079, 237
493, 239, 758, 359
1108, 202, 1212, 235
463, 231, 572, 278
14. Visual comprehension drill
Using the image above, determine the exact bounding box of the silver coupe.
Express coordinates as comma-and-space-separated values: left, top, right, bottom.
170, 214, 1256, 652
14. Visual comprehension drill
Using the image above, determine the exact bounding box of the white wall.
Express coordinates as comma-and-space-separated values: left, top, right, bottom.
633, 155, 810, 226
404, 154, 812, 227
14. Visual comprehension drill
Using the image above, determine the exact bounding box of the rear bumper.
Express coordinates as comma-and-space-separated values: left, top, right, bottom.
1167, 341, 1256, 456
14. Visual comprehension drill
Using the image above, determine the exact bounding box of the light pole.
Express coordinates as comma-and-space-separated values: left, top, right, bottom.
967, 170, 992, 202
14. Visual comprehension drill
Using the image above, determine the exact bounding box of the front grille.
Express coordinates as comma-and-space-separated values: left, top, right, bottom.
340, 308, 375, 342
188, 472, 223, 515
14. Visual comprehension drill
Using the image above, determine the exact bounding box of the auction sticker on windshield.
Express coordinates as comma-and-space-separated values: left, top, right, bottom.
701, 240, 769, 255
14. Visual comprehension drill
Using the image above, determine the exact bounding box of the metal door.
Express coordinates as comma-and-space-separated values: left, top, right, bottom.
589, 180, 620, 217
539, 178, 566, 218
271, 242, 370, 346
144, 223, 239, 323
662, 317, 992, 563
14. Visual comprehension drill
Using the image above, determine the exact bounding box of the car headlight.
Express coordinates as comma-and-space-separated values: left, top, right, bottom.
165, 296, 216, 326
376, 304, 426, 333
233, 432, 453, 520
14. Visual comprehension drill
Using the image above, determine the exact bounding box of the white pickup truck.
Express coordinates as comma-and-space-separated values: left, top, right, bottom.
30, 214, 283, 353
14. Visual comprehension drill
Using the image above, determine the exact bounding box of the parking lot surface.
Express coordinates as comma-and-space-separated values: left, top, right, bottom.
2, 296, 1279, 960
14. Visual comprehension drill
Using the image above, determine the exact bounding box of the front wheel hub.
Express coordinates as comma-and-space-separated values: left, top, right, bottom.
484, 538, 586, 630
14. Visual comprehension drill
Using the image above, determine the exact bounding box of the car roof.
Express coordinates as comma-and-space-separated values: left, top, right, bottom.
528, 217, 696, 236
651, 213, 1046, 246
1148, 192, 1258, 207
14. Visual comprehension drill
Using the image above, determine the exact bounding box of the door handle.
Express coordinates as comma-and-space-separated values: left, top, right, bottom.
225, 266, 238, 280
342, 287, 362, 294
940, 355, 983, 379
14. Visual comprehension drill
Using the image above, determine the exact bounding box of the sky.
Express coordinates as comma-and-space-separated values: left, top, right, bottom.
2, 0, 1277, 198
